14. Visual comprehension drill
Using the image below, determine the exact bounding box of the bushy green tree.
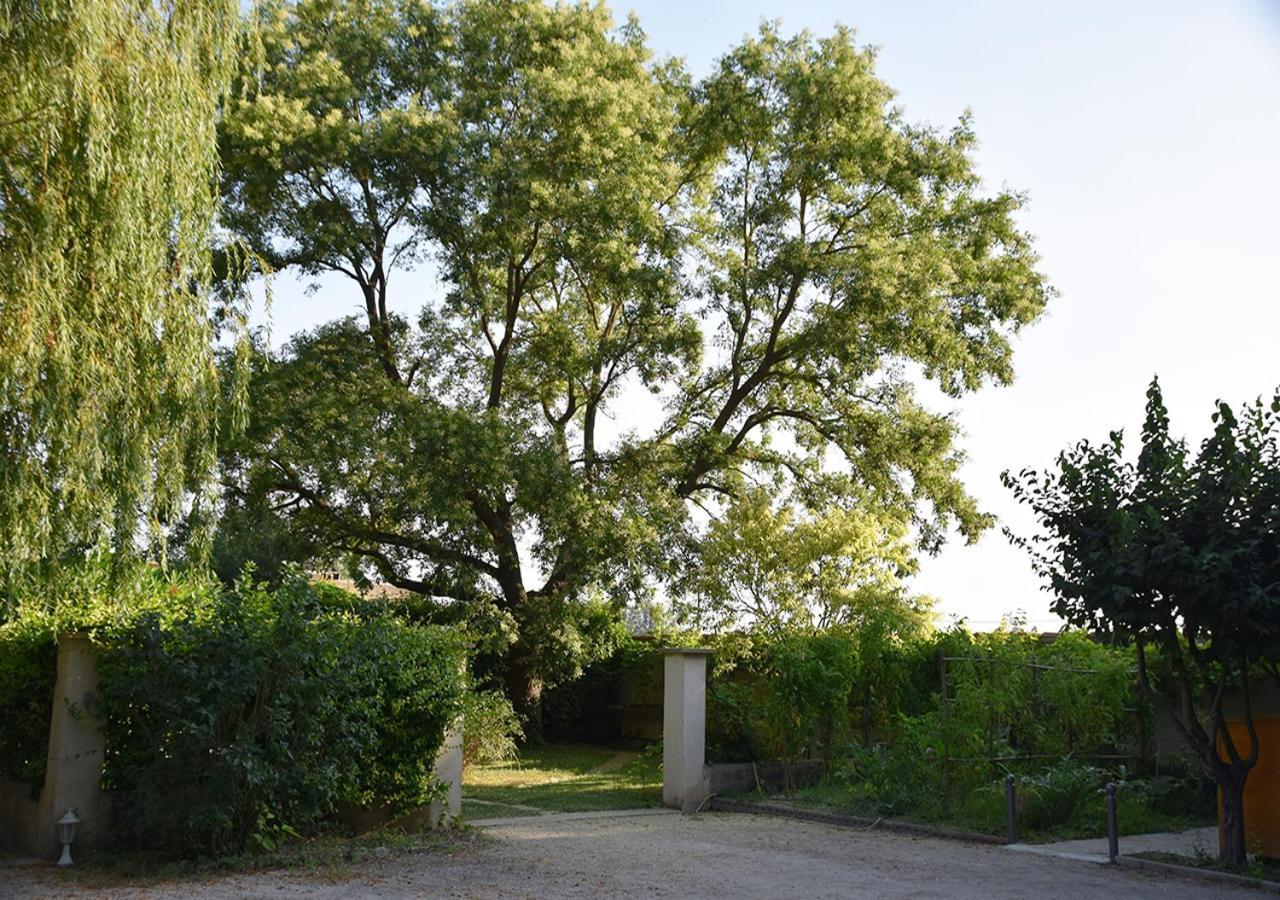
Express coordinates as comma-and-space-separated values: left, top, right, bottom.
1004, 378, 1280, 863
679, 486, 927, 633
216, 0, 1051, 731
761, 631, 859, 782
0, 0, 243, 573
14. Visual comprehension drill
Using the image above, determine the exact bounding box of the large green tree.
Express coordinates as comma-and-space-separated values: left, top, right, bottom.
217, 0, 1051, 732
1004, 379, 1280, 864
0, 0, 242, 575
678, 486, 928, 635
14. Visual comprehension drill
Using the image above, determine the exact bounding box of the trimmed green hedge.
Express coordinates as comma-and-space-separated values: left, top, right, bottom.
0, 565, 466, 856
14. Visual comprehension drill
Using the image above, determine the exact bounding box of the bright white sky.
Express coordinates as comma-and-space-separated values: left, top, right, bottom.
258, 0, 1280, 631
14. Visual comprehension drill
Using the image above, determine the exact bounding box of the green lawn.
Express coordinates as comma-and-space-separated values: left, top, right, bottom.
463, 742, 662, 817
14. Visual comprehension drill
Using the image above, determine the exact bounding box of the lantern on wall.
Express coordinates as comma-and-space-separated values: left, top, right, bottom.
56, 808, 80, 866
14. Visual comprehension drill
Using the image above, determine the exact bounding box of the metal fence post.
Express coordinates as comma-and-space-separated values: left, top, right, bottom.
1005, 774, 1017, 844
940, 652, 950, 814
1106, 782, 1119, 863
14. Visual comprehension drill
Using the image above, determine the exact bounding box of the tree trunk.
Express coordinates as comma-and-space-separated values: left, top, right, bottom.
505, 646, 545, 745
1218, 767, 1249, 865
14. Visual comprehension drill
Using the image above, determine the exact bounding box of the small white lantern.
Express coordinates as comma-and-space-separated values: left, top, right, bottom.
56, 807, 80, 866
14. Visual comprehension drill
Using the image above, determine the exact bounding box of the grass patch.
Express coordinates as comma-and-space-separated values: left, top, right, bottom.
464, 741, 662, 815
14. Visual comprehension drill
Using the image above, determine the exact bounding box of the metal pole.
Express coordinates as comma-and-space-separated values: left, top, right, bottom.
1005, 774, 1017, 844
1106, 782, 1119, 863
940, 652, 950, 814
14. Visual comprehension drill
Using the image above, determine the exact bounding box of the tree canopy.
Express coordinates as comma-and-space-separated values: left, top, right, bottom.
0, 0, 242, 572
1004, 378, 1280, 862
215, 0, 1051, 727
678, 487, 929, 635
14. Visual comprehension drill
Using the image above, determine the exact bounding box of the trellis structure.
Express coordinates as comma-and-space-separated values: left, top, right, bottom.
938, 651, 1144, 809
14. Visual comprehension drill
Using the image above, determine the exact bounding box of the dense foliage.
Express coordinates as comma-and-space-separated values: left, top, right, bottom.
542, 637, 658, 745
461, 689, 524, 770
706, 627, 1139, 770
0, 0, 246, 572
211, 0, 1051, 730
0, 566, 466, 856
936, 629, 1137, 769
0, 617, 57, 788
678, 487, 928, 633
1004, 378, 1280, 862
700, 623, 1212, 840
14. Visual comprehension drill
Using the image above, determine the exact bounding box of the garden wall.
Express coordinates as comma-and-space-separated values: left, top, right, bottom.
705, 760, 824, 794
542, 640, 662, 745
1147, 680, 1280, 768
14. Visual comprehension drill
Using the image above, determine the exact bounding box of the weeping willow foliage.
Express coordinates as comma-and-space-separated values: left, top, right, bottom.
0, 0, 242, 568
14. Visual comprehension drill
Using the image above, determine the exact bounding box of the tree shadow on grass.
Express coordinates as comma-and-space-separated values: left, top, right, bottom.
464, 742, 662, 814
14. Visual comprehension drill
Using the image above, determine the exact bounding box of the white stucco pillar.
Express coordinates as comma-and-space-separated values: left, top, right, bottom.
429, 722, 463, 827
38, 634, 109, 857
662, 648, 710, 813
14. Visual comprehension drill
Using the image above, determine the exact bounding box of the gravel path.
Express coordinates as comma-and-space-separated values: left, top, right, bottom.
2, 810, 1254, 899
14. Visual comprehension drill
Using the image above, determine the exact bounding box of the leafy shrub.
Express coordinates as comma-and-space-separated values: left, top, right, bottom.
0, 617, 57, 788
338, 611, 469, 811
1116, 761, 1217, 823
832, 745, 914, 816
931, 628, 1137, 764
93, 574, 466, 855
707, 678, 768, 763
707, 630, 863, 776
697, 623, 1217, 842
830, 713, 948, 816
761, 632, 858, 769
939, 759, 1219, 839
1015, 759, 1105, 832
463, 689, 523, 769
1, 564, 466, 857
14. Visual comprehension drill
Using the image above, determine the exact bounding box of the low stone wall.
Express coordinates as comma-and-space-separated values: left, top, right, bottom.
705, 760, 825, 795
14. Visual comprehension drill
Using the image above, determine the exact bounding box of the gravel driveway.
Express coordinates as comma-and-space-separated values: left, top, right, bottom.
2, 810, 1253, 899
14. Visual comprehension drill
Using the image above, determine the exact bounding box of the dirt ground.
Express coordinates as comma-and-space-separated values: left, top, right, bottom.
2, 810, 1255, 899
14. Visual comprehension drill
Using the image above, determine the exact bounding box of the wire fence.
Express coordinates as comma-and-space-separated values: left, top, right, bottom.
938, 652, 1146, 810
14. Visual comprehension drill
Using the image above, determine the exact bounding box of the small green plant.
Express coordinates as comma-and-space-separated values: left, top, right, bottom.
831, 745, 909, 816
1015, 759, 1104, 833
463, 689, 524, 769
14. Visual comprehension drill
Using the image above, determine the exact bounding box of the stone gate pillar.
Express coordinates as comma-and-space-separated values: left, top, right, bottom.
38, 634, 108, 856
428, 722, 463, 827
662, 647, 710, 813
